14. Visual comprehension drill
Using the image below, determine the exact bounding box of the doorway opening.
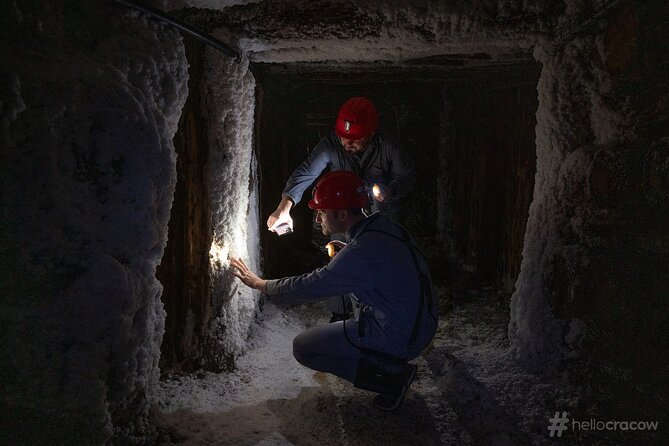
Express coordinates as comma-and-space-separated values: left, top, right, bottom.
253, 61, 541, 300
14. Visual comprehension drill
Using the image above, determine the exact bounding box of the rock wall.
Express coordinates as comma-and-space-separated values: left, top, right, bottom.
509, 0, 669, 432
156, 44, 261, 374
0, 1, 188, 443
203, 49, 262, 370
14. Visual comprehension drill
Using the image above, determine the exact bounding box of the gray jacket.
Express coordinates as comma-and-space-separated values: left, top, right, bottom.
283, 131, 416, 216
267, 213, 438, 360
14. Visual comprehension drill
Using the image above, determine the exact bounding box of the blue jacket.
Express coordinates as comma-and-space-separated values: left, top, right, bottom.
282, 131, 416, 216
267, 213, 438, 360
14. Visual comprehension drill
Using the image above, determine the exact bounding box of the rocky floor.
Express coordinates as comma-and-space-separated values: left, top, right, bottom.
152, 294, 580, 446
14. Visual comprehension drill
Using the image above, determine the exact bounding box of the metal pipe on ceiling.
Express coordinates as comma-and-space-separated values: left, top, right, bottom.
113, 0, 241, 62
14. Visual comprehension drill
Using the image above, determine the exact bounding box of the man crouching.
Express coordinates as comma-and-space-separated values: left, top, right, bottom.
231, 171, 438, 411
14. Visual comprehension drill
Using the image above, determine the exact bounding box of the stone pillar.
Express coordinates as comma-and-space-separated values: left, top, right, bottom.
0, 2, 188, 443
509, 0, 668, 427
203, 49, 262, 370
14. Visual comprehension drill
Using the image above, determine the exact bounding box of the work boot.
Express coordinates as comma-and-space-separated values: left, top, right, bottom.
372, 363, 417, 411
354, 350, 417, 410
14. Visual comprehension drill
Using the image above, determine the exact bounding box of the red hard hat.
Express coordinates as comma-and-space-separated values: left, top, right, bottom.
335, 97, 378, 140
308, 171, 369, 210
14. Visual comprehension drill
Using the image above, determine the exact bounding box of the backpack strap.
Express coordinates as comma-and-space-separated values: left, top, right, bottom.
355, 224, 437, 349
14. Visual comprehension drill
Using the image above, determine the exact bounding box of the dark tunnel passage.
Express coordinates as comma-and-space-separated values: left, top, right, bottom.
155, 54, 542, 375
3, 1, 669, 445
253, 62, 540, 296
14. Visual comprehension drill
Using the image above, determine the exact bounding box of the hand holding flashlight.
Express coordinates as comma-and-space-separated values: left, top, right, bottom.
268, 212, 294, 236
325, 240, 347, 257
267, 195, 294, 235
372, 184, 391, 202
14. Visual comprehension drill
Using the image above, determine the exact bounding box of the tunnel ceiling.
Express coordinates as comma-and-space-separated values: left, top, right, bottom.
170, 0, 565, 65
250, 59, 538, 83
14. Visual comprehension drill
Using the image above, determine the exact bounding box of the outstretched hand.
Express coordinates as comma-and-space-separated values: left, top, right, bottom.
230, 257, 268, 292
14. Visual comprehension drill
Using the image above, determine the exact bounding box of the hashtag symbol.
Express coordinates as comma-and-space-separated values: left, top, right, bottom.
548, 411, 569, 437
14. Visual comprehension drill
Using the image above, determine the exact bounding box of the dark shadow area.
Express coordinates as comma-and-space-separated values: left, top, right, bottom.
331, 392, 443, 446
424, 348, 531, 446
441, 76, 539, 294
156, 40, 214, 374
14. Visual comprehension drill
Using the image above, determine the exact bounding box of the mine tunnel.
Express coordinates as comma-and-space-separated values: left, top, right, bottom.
2, 1, 668, 445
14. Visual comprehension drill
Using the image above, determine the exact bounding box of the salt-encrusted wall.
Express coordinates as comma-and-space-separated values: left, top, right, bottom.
203, 49, 262, 369
509, 0, 668, 424
0, 2, 188, 444
155, 37, 261, 374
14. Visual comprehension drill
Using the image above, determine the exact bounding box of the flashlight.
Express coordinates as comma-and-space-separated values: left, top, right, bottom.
372, 184, 381, 198
325, 241, 341, 258
274, 222, 293, 236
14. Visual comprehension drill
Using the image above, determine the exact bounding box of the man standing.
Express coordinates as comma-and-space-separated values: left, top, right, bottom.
267, 96, 415, 229
233, 171, 437, 411
266, 96, 416, 321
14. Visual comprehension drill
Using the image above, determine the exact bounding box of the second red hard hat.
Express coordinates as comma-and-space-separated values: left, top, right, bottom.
335, 97, 379, 140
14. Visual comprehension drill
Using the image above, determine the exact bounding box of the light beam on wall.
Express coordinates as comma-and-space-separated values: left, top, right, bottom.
208, 223, 249, 269
209, 241, 229, 267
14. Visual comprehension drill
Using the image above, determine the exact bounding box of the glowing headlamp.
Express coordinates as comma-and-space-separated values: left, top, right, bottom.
372, 184, 381, 198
